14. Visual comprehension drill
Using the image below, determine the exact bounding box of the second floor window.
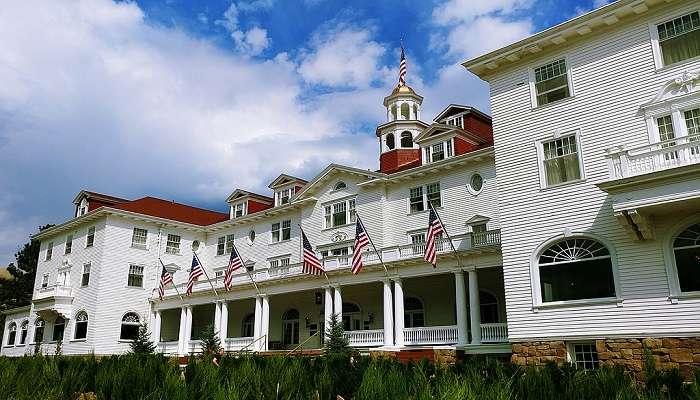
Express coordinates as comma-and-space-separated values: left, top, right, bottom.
131, 228, 147, 249
409, 182, 441, 213
165, 234, 181, 254
685, 108, 700, 141
533, 59, 571, 106
127, 264, 144, 287
45, 242, 53, 261
86, 227, 95, 248
64, 234, 73, 255
324, 199, 356, 228
41, 274, 49, 288
656, 11, 700, 66
272, 220, 291, 243
540, 134, 582, 187
81, 263, 91, 287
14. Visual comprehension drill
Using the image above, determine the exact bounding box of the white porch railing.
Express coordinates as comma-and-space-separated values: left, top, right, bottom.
344, 329, 384, 347
35, 284, 74, 300
403, 325, 458, 346
606, 136, 700, 179
187, 340, 203, 354
158, 341, 179, 355
480, 323, 508, 343
472, 230, 501, 248
398, 238, 450, 259
225, 336, 254, 351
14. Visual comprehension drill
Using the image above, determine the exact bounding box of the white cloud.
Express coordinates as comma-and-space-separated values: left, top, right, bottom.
232, 26, 271, 56
216, 2, 271, 56
442, 16, 533, 60
432, 0, 532, 25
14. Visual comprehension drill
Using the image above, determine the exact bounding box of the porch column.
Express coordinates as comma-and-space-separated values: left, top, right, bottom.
184, 305, 193, 353
219, 301, 229, 346
324, 287, 333, 333
261, 295, 270, 351
333, 286, 343, 318
253, 296, 262, 350
382, 279, 394, 347
468, 269, 481, 345
454, 271, 468, 347
153, 310, 162, 344
214, 301, 222, 339
393, 278, 405, 347
177, 305, 187, 355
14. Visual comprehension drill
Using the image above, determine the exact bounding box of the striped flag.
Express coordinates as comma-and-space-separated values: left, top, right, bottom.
224, 245, 243, 290
424, 204, 445, 268
351, 217, 369, 275
301, 228, 325, 276
186, 255, 204, 295
158, 262, 173, 300
398, 45, 407, 87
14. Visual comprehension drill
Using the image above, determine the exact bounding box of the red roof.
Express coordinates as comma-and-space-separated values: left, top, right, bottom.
111, 197, 228, 226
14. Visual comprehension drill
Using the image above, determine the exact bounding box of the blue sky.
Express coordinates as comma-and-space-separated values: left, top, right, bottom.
0, 0, 610, 265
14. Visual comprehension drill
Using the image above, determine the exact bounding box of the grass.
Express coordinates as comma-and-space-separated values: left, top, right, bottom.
1, 353, 700, 399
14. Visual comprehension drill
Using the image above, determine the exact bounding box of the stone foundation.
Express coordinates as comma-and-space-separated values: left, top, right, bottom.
369, 348, 460, 366
511, 341, 568, 365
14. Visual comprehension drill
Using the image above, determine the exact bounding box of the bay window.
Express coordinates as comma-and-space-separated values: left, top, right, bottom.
656, 11, 700, 67
324, 198, 356, 228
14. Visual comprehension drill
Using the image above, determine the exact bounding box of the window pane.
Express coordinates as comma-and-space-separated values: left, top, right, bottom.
282, 220, 291, 240
217, 236, 225, 255
226, 234, 234, 254
120, 325, 139, 341
86, 227, 95, 247
132, 228, 147, 248
540, 258, 616, 302
684, 108, 700, 137
410, 187, 424, 213
165, 234, 181, 254
272, 223, 280, 242
542, 135, 581, 185
658, 12, 700, 65
75, 322, 88, 340
324, 206, 332, 228
534, 59, 571, 106
348, 199, 356, 223
574, 343, 599, 370
675, 247, 700, 292
333, 202, 347, 226
426, 182, 441, 208
432, 142, 445, 161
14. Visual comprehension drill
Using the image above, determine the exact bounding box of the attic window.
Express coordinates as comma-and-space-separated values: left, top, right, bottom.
446, 116, 463, 128
233, 202, 246, 218
423, 139, 454, 164
333, 182, 347, 191
275, 188, 292, 206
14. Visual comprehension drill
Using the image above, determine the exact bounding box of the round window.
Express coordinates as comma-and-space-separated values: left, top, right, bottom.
191, 240, 200, 252
248, 230, 256, 245
469, 173, 483, 194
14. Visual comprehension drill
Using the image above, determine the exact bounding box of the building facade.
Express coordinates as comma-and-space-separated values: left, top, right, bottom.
464, 0, 700, 372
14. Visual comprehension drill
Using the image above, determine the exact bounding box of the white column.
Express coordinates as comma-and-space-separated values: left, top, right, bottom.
253, 296, 262, 349
324, 287, 333, 334
408, 102, 415, 120
333, 286, 343, 318
177, 306, 187, 355
214, 302, 222, 339
454, 271, 468, 347
393, 278, 405, 347
153, 310, 162, 345
219, 301, 229, 346
261, 295, 270, 351
382, 279, 394, 347
184, 305, 193, 353
468, 270, 481, 345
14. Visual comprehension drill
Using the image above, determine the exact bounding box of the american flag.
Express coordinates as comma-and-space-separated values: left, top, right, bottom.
158, 262, 173, 301
301, 228, 325, 276
424, 204, 445, 268
398, 45, 407, 87
224, 245, 243, 290
351, 218, 369, 275
186, 255, 204, 295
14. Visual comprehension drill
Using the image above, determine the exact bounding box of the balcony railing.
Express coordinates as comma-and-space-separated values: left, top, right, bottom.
158, 341, 179, 355
480, 323, 508, 343
606, 136, 700, 179
403, 325, 458, 346
34, 284, 74, 301
344, 329, 384, 347
225, 336, 254, 351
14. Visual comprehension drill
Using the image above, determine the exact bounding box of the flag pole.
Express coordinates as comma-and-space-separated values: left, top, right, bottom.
159, 258, 184, 303
356, 214, 389, 277
231, 241, 260, 295
298, 224, 331, 285
429, 202, 464, 268
194, 252, 220, 298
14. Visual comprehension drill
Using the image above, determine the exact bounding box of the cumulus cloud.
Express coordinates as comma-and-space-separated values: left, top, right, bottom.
216, 2, 271, 56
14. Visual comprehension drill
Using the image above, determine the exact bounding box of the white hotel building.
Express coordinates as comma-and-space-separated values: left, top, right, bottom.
3, 0, 700, 370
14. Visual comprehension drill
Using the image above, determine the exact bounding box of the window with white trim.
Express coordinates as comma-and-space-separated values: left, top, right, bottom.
446, 115, 463, 128
275, 188, 293, 206
86, 226, 95, 248
41, 273, 49, 289
217, 236, 226, 255
408, 182, 441, 213
52, 316, 65, 342
7, 322, 16, 346
272, 220, 291, 243
269, 256, 290, 269
672, 222, 700, 293
165, 234, 181, 254
19, 321, 28, 345
656, 11, 700, 66
131, 228, 147, 249
127, 264, 144, 288
570, 342, 599, 370
34, 318, 45, 343
74, 311, 88, 340
120, 312, 140, 341
533, 59, 571, 106
64, 234, 73, 255
423, 140, 454, 164
233, 202, 246, 218
324, 198, 356, 228
81, 263, 91, 287
539, 133, 583, 187
537, 238, 616, 303
45, 242, 53, 261
684, 108, 700, 150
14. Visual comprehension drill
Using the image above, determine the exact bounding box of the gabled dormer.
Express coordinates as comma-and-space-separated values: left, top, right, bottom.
433, 104, 493, 142
225, 189, 274, 219
268, 174, 307, 207
72, 190, 128, 218
414, 124, 487, 165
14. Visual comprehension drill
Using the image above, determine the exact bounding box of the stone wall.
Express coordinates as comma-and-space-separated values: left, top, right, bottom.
511, 341, 568, 365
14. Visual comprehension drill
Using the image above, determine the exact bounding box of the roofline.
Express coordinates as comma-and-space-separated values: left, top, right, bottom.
72, 190, 129, 205
462, 0, 658, 79
432, 104, 492, 123
375, 119, 430, 136
1, 305, 31, 315
208, 197, 318, 231
293, 163, 387, 200
268, 174, 308, 189
225, 189, 274, 204
415, 123, 488, 145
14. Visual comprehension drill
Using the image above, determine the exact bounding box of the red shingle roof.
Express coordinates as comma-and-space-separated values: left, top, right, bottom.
111, 197, 228, 226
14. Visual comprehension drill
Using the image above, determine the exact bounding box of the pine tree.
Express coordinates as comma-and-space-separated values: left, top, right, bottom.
199, 323, 221, 358
129, 323, 156, 354
324, 313, 350, 356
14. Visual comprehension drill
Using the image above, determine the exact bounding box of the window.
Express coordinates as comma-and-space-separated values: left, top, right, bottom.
242, 314, 254, 337
215, 270, 224, 282
386, 133, 395, 150
52, 317, 65, 342
446, 115, 463, 128
127, 264, 144, 287
410, 233, 425, 255
248, 230, 256, 245
41, 273, 49, 289
479, 291, 499, 324
409, 182, 441, 212
472, 223, 487, 233
426, 182, 441, 208
538, 238, 616, 303
469, 173, 484, 194
324, 198, 356, 228
86, 227, 95, 248
217, 236, 226, 255
333, 181, 347, 191
270, 257, 291, 269
165, 234, 181, 254
571, 342, 599, 370
533, 59, 571, 106
400, 131, 413, 148
282, 309, 300, 345
7, 323, 16, 346
272, 220, 291, 243
684, 108, 700, 150
342, 302, 361, 331
74, 311, 88, 340
233, 202, 246, 218
65, 234, 73, 255
275, 188, 292, 206
656, 11, 700, 66
34, 318, 45, 343
404, 297, 424, 328
120, 312, 140, 341
672, 222, 700, 292
225, 234, 234, 254
540, 134, 582, 186
432, 142, 445, 162
45, 242, 53, 261
131, 228, 147, 249
19, 321, 28, 345
409, 187, 424, 213
81, 263, 91, 287
424, 140, 454, 164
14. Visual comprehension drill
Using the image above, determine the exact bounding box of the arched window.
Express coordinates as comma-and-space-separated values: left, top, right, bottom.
480, 291, 499, 324
333, 181, 347, 191
400, 131, 413, 148
404, 297, 424, 328
34, 318, 45, 343
120, 312, 141, 341
391, 105, 398, 121
672, 222, 700, 292
7, 323, 17, 346
241, 313, 254, 337
342, 302, 361, 331
282, 309, 299, 345
386, 133, 395, 150
19, 321, 28, 345
52, 316, 65, 342
538, 237, 616, 303
400, 103, 410, 120
74, 311, 88, 340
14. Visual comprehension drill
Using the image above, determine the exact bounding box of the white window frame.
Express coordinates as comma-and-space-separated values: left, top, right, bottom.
649, 9, 700, 70
422, 138, 455, 164
131, 228, 148, 249
323, 197, 357, 229
217, 236, 226, 256
467, 172, 484, 195
64, 234, 73, 255
269, 255, 291, 269
41, 273, 49, 289
567, 341, 599, 370
77, 199, 88, 217
275, 187, 294, 206
664, 215, 700, 299
45, 242, 53, 261
407, 182, 442, 214
271, 219, 292, 243
535, 129, 586, 189
165, 233, 181, 255
81, 263, 91, 287
127, 264, 145, 288
529, 55, 575, 109
445, 115, 463, 128
232, 202, 246, 218
85, 226, 95, 248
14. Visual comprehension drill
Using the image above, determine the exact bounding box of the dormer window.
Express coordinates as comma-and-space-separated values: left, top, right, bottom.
232, 202, 246, 218
275, 188, 293, 206
446, 116, 463, 128
423, 139, 454, 164
77, 199, 88, 217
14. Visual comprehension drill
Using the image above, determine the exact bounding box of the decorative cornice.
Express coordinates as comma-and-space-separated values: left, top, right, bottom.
642, 70, 700, 108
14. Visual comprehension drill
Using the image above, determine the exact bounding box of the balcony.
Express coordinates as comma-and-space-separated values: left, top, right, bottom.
605, 137, 700, 180
33, 284, 74, 319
